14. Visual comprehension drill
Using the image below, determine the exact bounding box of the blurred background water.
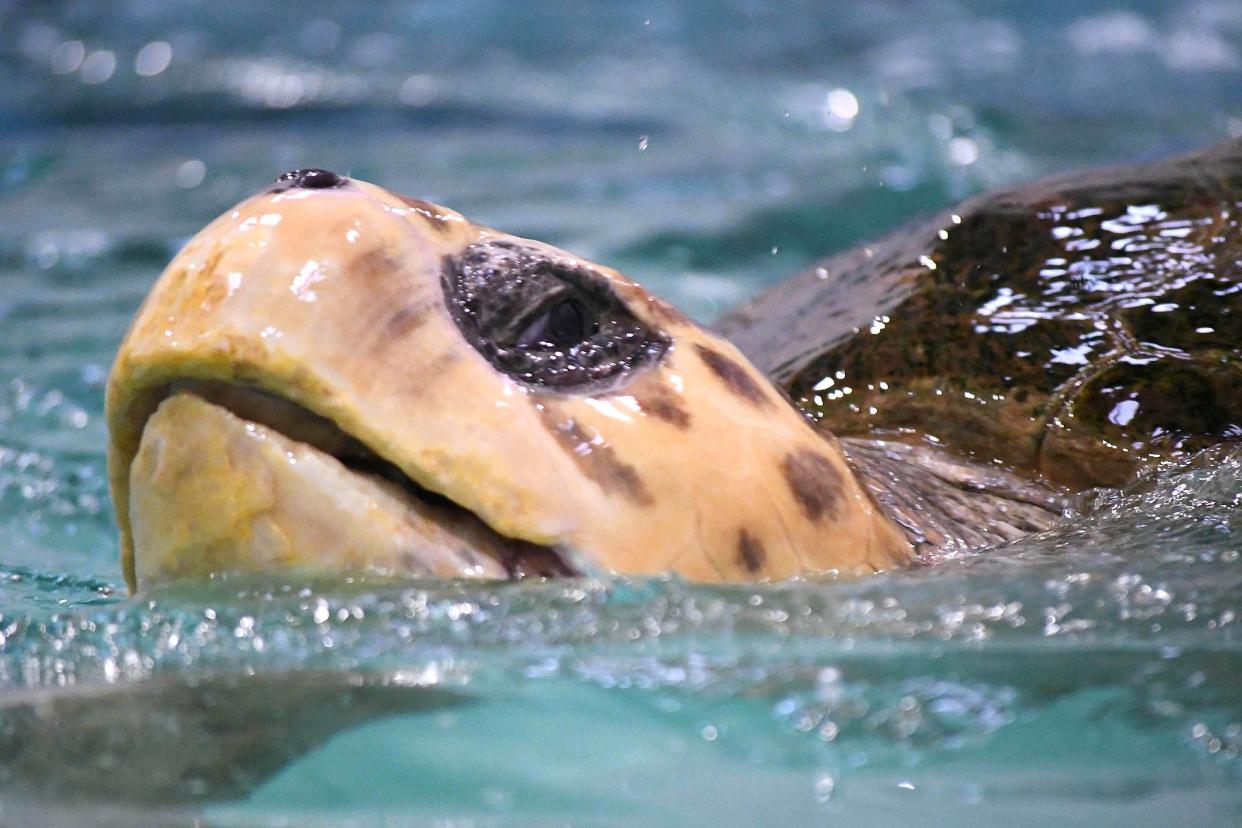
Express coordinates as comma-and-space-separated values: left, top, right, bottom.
1, 1, 1242, 824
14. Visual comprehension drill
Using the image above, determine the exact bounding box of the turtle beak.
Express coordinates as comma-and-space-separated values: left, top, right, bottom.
126, 389, 573, 587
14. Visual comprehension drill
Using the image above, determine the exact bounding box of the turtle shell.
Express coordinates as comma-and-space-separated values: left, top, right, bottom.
717, 140, 1242, 488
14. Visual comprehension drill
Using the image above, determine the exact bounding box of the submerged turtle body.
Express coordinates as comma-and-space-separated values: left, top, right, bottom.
719, 139, 1242, 489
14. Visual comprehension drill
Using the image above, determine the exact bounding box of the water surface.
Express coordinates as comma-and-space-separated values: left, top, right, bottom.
2, 1, 1242, 824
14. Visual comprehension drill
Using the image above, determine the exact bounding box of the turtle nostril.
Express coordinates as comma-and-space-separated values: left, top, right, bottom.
273, 168, 346, 190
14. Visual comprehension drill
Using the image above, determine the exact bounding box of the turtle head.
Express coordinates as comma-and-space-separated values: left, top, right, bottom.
107, 170, 911, 592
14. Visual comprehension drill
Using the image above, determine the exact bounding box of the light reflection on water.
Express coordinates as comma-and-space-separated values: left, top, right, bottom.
2, 0, 1242, 822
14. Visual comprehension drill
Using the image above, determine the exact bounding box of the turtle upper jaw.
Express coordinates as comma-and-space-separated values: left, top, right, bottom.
126, 384, 575, 590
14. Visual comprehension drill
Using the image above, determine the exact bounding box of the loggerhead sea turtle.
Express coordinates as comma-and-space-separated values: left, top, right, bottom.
106, 141, 1242, 593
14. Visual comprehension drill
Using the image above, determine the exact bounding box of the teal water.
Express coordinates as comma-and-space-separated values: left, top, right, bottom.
2, 1, 1242, 824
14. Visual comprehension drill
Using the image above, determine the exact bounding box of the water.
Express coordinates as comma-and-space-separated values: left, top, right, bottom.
2, 0, 1242, 823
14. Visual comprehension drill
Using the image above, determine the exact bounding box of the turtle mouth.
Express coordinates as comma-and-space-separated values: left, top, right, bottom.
128, 379, 575, 585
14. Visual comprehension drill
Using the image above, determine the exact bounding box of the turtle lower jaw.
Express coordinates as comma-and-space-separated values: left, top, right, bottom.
125, 384, 575, 590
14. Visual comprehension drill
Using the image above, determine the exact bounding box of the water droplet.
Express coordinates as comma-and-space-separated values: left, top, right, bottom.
948, 136, 979, 166
134, 41, 172, 77
176, 160, 206, 189
80, 50, 116, 84
399, 74, 436, 106
50, 41, 85, 75
823, 88, 859, 132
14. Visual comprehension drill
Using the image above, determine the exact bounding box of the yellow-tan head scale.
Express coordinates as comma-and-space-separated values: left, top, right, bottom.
107, 168, 912, 592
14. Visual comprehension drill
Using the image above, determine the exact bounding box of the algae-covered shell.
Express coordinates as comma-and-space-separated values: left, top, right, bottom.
719, 140, 1242, 488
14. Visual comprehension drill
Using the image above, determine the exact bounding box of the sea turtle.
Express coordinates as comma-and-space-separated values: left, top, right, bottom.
106, 141, 1242, 593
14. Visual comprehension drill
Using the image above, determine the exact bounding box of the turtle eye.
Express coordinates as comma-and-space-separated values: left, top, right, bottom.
515, 297, 596, 349
443, 241, 669, 390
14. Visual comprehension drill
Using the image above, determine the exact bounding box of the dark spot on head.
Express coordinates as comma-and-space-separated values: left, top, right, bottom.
272, 168, 346, 191
639, 396, 691, 428
537, 404, 654, 506
382, 301, 428, 340
351, 248, 402, 281
694, 344, 771, 407
782, 450, 844, 521
634, 381, 691, 428
397, 195, 454, 234
398, 195, 438, 212
736, 529, 765, 573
